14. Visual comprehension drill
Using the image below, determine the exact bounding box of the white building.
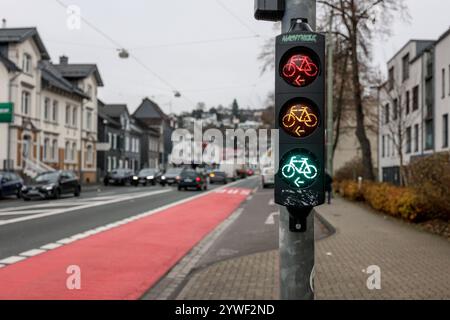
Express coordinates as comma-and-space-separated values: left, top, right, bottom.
378, 28, 450, 184
0, 28, 103, 183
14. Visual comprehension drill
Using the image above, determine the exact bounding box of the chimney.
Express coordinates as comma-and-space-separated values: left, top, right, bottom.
1, 19, 6, 28
59, 55, 69, 65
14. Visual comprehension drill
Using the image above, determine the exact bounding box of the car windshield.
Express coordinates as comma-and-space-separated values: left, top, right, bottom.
166, 169, 183, 175
182, 171, 198, 178
111, 169, 127, 176
139, 169, 156, 176
35, 172, 60, 183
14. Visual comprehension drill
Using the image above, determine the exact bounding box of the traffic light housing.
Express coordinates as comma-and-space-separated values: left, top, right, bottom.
275, 30, 326, 209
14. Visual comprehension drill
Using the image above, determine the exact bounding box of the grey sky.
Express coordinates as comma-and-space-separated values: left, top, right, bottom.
1, 0, 449, 114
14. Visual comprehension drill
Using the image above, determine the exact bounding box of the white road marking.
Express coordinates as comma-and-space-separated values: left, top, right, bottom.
0, 210, 48, 216
40, 243, 62, 250
265, 211, 280, 225
0, 178, 255, 268
0, 256, 27, 264
19, 249, 46, 257
269, 199, 275, 206
0, 189, 172, 226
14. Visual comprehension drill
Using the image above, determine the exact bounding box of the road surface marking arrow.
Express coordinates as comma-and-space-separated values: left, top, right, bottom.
265, 211, 280, 225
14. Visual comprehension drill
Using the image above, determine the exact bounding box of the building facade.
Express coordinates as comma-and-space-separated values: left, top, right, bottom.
0, 28, 103, 183
378, 29, 450, 184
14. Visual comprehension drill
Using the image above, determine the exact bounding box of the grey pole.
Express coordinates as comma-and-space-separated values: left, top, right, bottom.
279, 0, 316, 300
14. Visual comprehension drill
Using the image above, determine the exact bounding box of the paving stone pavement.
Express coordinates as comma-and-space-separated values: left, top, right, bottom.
175, 197, 450, 300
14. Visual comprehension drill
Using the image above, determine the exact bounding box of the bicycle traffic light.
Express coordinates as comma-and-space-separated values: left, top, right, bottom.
275, 30, 326, 209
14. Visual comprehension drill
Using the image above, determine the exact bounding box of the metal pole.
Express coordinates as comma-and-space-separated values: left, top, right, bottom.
279, 0, 316, 300
327, 12, 334, 176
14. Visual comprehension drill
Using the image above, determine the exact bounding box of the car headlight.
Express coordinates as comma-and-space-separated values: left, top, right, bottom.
21, 186, 27, 191
161, 176, 166, 180
133, 176, 138, 180
44, 184, 55, 191
147, 176, 154, 180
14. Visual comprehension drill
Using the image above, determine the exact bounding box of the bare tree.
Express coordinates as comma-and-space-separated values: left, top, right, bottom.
380, 81, 420, 186
318, 0, 408, 180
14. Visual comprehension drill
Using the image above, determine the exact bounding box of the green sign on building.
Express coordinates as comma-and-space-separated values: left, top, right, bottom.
0, 102, 13, 123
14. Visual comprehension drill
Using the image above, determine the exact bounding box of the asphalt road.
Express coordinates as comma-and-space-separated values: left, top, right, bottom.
0, 178, 258, 261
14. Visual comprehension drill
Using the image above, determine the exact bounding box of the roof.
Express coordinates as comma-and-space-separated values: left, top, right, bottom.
0, 27, 50, 60
387, 39, 435, 65
0, 52, 20, 72
133, 97, 168, 120
101, 104, 129, 118
134, 118, 160, 136
436, 27, 450, 45
98, 104, 121, 127
54, 63, 104, 87
39, 61, 88, 99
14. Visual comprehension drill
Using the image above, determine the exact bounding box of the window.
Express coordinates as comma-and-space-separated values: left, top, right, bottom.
442, 68, 446, 98
21, 91, 30, 115
87, 84, 93, 98
425, 120, 434, 150
108, 132, 112, 145
406, 127, 412, 154
405, 91, 410, 115
44, 98, 51, 121
402, 54, 410, 82
43, 138, 50, 161
71, 142, 76, 161
107, 156, 112, 172
86, 111, 92, 131
52, 140, 58, 161
448, 65, 450, 95
22, 53, 32, 74
382, 135, 385, 158
72, 107, 77, 127
387, 134, 390, 157
384, 104, 390, 124
443, 114, 449, 148
412, 86, 419, 111
52, 101, 58, 122
65, 141, 70, 161
388, 67, 394, 90
125, 137, 130, 152
393, 99, 398, 120
86, 145, 93, 164
414, 124, 419, 153
65, 104, 71, 125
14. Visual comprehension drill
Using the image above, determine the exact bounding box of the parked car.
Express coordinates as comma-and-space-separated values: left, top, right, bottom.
160, 168, 185, 186
21, 171, 81, 201
132, 168, 160, 186
261, 167, 275, 189
209, 171, 228, 184
0, 171, 24, 199
247, 169, 255, 176
178, 170, 208, 191
103, 169, 134, 186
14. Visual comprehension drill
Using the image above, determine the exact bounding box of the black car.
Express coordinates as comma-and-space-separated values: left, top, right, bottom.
160, 168, 185, 186
0, 171, 24, 199
178, 170, 208, 191
104, 169, 134, 186
132, 168, 160, 186
209, 171, 227, 184
21, 171, 81, 201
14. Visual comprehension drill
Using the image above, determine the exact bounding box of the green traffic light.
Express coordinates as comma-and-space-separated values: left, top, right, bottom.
279, 149, 319, 189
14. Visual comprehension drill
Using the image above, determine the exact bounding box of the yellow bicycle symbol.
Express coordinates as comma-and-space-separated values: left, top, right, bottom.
282, 105, 318, 136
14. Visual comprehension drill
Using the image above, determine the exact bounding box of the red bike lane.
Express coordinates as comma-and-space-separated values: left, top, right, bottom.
0, 188, 252, 300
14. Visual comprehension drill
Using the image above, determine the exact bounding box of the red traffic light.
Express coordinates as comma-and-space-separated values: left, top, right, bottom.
280, 49, 319, 87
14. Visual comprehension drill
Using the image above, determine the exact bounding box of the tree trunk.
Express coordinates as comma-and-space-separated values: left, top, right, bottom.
350, 21, 375, 181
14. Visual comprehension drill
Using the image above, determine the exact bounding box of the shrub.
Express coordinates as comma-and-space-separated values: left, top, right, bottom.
409, 152, 450, 220
336, 180, 427, 222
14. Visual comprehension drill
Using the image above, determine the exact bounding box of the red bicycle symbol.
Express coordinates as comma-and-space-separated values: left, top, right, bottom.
282, 54, 319, 87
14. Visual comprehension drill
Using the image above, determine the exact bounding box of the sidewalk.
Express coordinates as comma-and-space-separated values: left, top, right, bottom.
175, 197, 450, 300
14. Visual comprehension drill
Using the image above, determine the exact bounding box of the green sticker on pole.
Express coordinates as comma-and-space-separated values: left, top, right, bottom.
0, 102, 13, 123
279, 148, 319, 189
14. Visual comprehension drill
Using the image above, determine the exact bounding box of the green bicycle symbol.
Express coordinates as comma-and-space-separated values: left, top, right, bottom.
281, 156, 318, 188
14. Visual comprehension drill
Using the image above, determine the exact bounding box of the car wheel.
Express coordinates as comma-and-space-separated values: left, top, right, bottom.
152, 181, 156, 186
24, 197, 30, 201
74, 186, 81, 197
17, 190, 22, 199
204, 184, 208, 191
177, 186, 182, 191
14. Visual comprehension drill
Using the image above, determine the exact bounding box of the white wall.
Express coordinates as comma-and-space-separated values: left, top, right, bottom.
435, 32, 450, 152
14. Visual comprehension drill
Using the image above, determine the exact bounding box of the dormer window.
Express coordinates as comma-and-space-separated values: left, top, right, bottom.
22, 53, 32, 74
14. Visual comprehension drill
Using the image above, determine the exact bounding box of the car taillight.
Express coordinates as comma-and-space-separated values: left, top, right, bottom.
195, 177, 201, 182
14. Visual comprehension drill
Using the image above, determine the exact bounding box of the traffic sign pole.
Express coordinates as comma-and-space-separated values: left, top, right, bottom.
279, 0, 317, 300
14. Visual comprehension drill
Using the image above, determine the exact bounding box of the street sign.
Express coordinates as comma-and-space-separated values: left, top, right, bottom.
0, 102, 13, 123
275, 30, 325, 208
